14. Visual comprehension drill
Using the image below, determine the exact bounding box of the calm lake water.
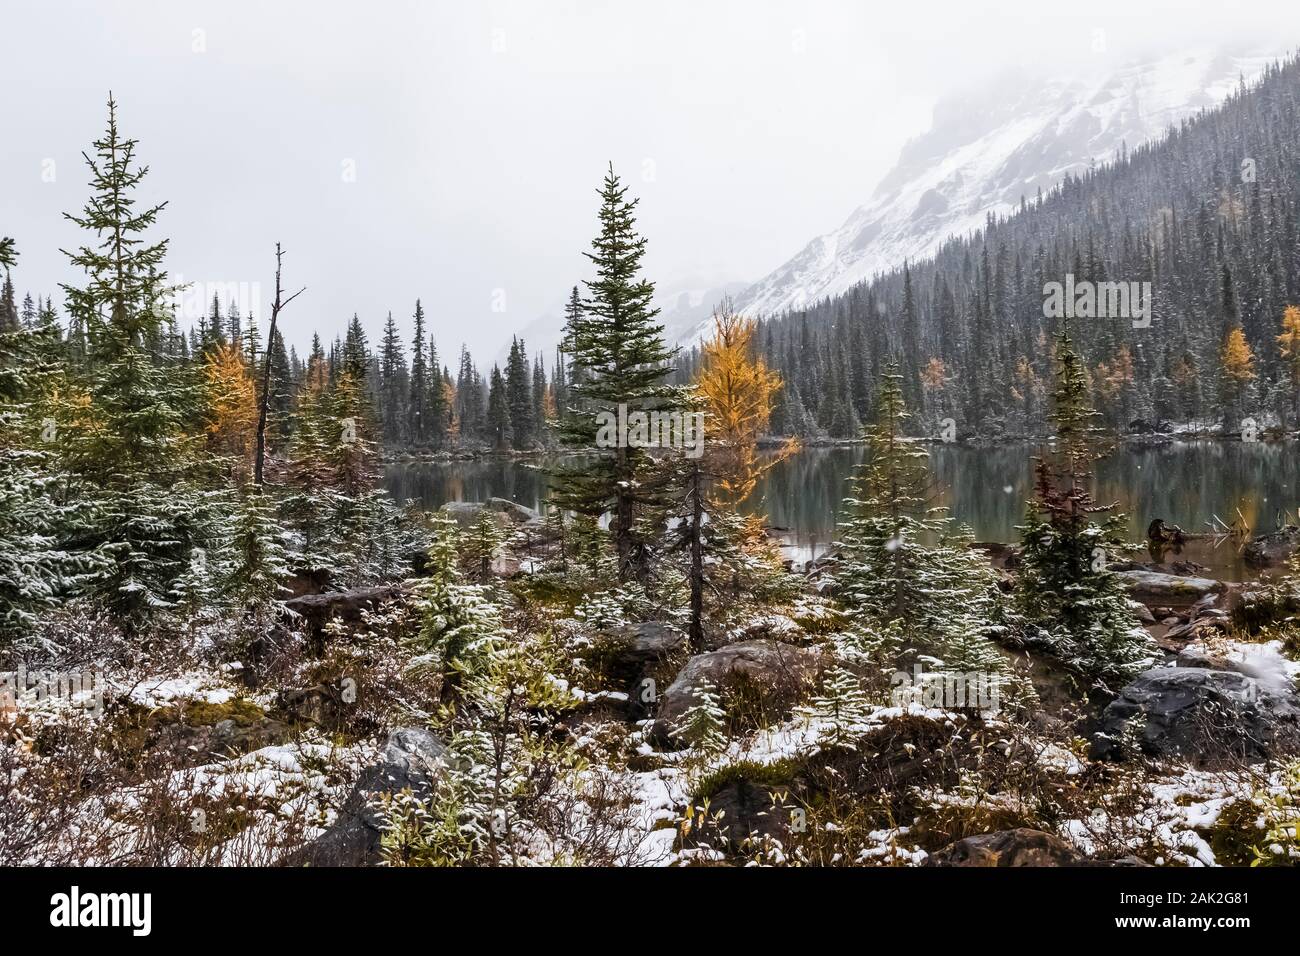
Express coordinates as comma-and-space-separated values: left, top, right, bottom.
384, 441, 1300, 582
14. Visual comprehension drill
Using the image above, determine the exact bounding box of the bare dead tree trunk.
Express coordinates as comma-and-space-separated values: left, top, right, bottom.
254, 242, 305, 486
688, 460, 705, 654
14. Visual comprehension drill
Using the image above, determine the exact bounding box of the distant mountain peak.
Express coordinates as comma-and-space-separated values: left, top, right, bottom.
724, 46, 1277, 326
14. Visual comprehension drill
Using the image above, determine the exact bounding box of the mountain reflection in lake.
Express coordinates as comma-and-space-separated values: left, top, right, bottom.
384, 441, 1300, 582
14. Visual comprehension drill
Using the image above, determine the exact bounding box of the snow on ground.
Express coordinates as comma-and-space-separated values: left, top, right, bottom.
1063, 765, 1299, 867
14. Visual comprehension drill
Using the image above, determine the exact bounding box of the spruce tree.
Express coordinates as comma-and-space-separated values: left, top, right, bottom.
379, 310, 407, 447
58, 95, 207, 626
837, 365, 1016, 699
552, 164, 680, 581
1015, 329, 1154, 688
486, 364, 511, 450
427, 331, 448, 449
409, 299, 430, 445
532, 354, 548, 437
505, 336, 533, 449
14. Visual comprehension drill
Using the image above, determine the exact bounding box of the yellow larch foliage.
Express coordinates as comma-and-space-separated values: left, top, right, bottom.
920, 357, 948, 390
696, 303, 794, 507
1277, 305, 1300, 375
1095, 344, 1134, 402
1221, 326, 1256, 383
204, 342, 258, 467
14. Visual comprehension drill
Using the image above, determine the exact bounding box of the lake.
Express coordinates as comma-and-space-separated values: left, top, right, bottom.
384, 441, 1300, 582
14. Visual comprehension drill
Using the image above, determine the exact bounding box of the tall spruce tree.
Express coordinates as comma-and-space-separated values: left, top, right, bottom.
553, 164, 680, 581
1015, 329, 1154, 687
59, 95, 209, 627
486, 364, 511, 450
427, 330, 448, 448
379, 310, 407, 446
505, 336, 533, 449
409, 299, 430, 445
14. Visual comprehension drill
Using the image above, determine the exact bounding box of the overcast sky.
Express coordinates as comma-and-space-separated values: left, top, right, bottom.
3, 1, 1296, 359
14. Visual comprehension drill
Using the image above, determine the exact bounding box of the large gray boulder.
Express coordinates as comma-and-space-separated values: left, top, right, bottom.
287, 727, 448, 867
1094, 666, 1300, 766
924, 828, 1151, 867
1119, 570, 1224, 608
651, 640, 825, 744
439, 498, 539, 530
925, 829, 1082, 867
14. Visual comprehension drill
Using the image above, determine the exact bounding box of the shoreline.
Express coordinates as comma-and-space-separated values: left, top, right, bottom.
383, 429, 1300, 464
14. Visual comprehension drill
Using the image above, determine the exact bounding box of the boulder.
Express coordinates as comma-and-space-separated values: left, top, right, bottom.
651, 640, 825, 744
287, 726, 448, 867
486, 497, 540, 524
1243, 526, 1300, 568
1129, 601, 1156, 625
283, 586, 404, 649
1119, 570, 1225, 608
1093, 666, 1300, 766
925, 828, 1083, 867
590, 622, 688, 719
684, 777, 793, 851
112, 697, 293, 767
1162, 616, 1229, 644
924, 829, 1148, 867
439, 498, 539, 530
596, 622, 688, 678
440, 500, 511, 530
728, 614, 805, 645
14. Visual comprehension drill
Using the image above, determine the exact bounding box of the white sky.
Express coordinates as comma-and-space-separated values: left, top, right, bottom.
2, 0, 1295, 359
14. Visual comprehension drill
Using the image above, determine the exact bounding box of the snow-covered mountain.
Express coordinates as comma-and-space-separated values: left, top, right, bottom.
724, 48, 1275, 325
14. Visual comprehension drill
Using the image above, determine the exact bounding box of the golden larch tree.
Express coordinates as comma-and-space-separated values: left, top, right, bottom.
696, 302, 793, 507
204, 342, 258, 471
1221, 326, 1257, 384
1277, 305, 1300, 423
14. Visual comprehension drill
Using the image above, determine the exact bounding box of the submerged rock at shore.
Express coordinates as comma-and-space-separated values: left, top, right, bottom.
1243, 526, 1300, 568
439, 497, 540, 529
1118, 570, 1225, 608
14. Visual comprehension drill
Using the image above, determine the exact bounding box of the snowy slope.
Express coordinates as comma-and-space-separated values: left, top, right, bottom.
725, 48, 1275, 325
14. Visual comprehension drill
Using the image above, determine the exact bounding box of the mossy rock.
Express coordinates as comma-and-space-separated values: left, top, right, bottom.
165, 697, 267, 728
793, 607, 847, 635
691, 757, 804, 803
510, 573, 588, 613
1198, 799, 1267, 867
104, 695, 289, 767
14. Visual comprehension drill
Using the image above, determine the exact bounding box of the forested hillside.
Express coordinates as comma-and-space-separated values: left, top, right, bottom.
675, 55, 1300, 440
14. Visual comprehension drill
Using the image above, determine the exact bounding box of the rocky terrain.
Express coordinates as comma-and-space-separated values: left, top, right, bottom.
6, 496, 1299, 868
